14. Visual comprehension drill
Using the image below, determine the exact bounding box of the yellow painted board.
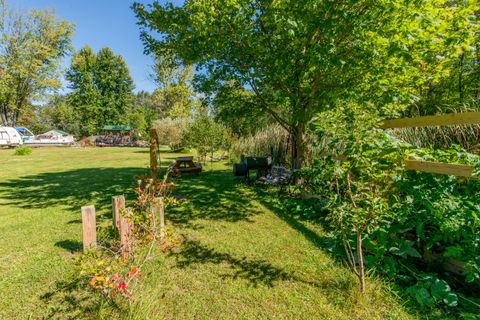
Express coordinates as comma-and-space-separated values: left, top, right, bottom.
381, 112, 480, 129
404, 160, 474, 178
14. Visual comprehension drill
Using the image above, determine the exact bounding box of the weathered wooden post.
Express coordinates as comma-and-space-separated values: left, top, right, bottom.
152, 197, 165, 241
150, 128, 159, 181
81, 205, 96, 251
112, 195, 125, 231
119, 208, 134, 259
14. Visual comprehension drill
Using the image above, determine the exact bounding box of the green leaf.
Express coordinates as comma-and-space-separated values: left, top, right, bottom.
415, 287, 434, 307
430, 279, 450, 299
442, 292, 458, 307
404, 246, 422, 258
389, 240, 421, 258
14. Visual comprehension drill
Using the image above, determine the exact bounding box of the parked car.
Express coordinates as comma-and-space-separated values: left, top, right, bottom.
0, 127, 23, 147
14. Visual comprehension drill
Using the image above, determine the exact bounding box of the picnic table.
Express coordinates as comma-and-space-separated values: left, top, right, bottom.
172, 156, 202, 176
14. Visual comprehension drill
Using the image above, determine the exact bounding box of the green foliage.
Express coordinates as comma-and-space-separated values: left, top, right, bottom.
65, 46, 100, 135
212, 81, 271, 136
183, 115, 232, 162
0, 2, 73, 126
14, 146, 32, 156
151, 57, 196, 119
95, 48, 134, 124
406, 276, 458, 308
154, 117, 191, 151
37, 94, 78, 134
133, 0, 477, 169
66, 46, 134, 136
300, 103, 480, 310
132, 90, 158, 137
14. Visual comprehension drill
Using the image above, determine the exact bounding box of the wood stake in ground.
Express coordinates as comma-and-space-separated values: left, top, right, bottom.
152, 197, 165, 241
81, 205, 96, 251
112, 195, 125, 231
150, 128, 159, 180
119, 208, 134, 259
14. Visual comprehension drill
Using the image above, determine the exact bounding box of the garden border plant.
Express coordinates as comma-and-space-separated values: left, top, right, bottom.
298, 104, 480, 316
76, 166, 183, 305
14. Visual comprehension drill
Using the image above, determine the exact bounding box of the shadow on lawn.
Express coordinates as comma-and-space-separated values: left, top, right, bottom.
173, 239, 347, 289
40, 277, 114, 319
168, 170, 263, 227
258, 194, 338, 253
0, 167, 148, 211
55, 239, 83, 253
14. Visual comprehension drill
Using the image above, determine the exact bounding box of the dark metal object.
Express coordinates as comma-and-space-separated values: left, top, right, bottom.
233, 163, 248, 176
232, 155, 272, 179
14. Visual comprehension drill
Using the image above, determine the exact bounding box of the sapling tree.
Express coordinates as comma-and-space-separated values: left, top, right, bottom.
183, 115, 231, 163
306, 104, 406, 293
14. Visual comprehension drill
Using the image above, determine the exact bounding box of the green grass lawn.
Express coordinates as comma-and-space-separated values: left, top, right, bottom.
0, 147, 415, 319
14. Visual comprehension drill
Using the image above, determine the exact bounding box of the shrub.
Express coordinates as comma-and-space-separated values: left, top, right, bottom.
182, 115, 233, 162
153, 117, 191, 151
299, 104, 480, 309
76, 169, 182, 304
14, 146, 32, 156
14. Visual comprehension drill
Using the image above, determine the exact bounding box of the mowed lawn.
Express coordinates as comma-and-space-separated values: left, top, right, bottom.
0, 147, 151, 318
0, 147, 414, 319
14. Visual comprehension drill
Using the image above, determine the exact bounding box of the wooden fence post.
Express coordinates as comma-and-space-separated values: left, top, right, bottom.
119, 208, 134, 259
150, 128, 159, 180
112, 195, 125, 231
152, 197, 165, 241
81, 205, 96, 251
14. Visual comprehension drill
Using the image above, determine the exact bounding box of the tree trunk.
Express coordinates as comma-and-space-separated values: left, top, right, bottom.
0, 106, 7, 126
357, 231, 366, 293
291, 123, 305, 171
458, 52, 464, 102
149, 128, 159, 180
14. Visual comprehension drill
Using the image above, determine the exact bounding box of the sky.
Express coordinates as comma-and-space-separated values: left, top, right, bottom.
10, 0, 181, 93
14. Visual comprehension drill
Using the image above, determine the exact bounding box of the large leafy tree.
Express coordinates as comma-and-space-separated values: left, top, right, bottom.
130, 90, 158, 137
212, 80, 271, 136
133, 0, 476, 169
66, 46, 98, 135
151, 57, 196, 119
95, 48, 134, 125
66, 46, 134, 135
0, 1, 73, 126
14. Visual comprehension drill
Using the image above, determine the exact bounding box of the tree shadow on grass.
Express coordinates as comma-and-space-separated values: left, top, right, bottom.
167, 171, 264, 227
255, 190, 340, 255
0, 167, 148, 211
40, 278, 112, 319
173, 239, 347, 289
